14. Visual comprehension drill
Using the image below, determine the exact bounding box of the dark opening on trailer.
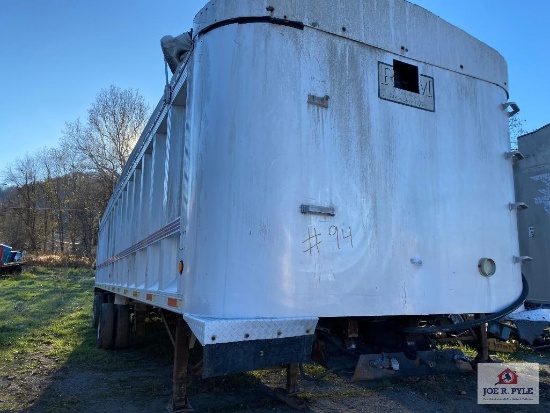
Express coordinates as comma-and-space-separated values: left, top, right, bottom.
393, 60, 419, 93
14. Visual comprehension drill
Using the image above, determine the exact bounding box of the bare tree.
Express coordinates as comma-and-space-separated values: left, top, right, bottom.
509, 117, 527, 151
40, 147, 74, 253
62, 85, 149, 200
2, 155, 44, 252
67, 172, 104, 256
0, 85, 149, 257
38, 146, 105, 256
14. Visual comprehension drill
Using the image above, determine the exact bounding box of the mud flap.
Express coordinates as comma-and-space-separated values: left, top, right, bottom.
352, 349, 472, 381
203, 335, 314, 378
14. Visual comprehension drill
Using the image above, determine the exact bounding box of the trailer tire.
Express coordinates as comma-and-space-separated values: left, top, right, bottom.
114, 304, 130, 349
92, 294, 106, 329
97, 303, 115, 349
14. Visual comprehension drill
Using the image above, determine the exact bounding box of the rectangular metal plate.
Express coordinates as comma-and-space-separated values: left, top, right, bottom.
378, 62, 435, 112
184, 314, 318, 345
203, 335, 314, 378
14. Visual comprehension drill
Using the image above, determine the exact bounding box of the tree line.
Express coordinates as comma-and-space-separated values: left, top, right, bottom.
0, 86, 149, 257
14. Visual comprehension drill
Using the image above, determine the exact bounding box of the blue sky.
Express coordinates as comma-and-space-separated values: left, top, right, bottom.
0, 0, 548, 172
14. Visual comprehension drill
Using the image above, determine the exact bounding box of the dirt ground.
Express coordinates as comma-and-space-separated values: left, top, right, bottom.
2, 343, 549, 413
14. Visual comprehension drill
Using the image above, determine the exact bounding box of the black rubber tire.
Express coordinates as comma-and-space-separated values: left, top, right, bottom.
114, 304, 130, 349
92, 294, 106, 329
97, 302, 115, 349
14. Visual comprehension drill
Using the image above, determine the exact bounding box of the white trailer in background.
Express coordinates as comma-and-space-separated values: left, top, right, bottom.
515, 124, 550, 305
94, 0, 526, 410
503, 124, 550, 346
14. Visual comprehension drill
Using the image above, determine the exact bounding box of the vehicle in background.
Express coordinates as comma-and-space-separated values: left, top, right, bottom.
0, 243, 25, 275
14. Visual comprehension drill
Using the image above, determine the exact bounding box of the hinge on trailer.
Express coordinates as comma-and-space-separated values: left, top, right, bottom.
505, 151, 525, 161
501, 102, 520, 118
513, 256, 533, 264
509, 202, 528, 211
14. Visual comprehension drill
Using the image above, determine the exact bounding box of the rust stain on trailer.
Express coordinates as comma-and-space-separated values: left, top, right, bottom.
146, 293, 154, 301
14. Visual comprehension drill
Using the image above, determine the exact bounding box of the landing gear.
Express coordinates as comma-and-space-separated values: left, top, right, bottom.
168, 318, 193, 412
475, 314, 489, 363
274, 364, 308, 410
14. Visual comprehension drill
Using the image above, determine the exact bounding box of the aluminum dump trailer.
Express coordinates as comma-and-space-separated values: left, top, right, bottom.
515, 124, 550, 304
94, 0, 525, 408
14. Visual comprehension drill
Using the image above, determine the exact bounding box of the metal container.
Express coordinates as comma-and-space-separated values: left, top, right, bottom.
96, 0, 522, 352
515, 124, 550, 304
0, 244, 12, 265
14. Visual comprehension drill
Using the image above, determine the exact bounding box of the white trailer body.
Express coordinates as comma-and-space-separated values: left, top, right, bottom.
96, 0, 523, 376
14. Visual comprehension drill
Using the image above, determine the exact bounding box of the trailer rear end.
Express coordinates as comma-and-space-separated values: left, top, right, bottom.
94, 0, 526, 409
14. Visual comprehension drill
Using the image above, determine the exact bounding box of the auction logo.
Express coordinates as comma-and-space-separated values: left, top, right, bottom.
495, 368, 518, 385
478, 363, 539, 404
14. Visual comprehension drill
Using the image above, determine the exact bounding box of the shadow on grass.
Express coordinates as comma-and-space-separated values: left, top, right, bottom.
23, 323, 289, 413
8, 302, 291, 413
0, 271, 291, 413
23, 325, 174, 413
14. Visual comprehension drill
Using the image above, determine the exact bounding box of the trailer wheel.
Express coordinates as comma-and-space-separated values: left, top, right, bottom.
92, 294, 106, 328
114, 304, 130, 349
97, 303, 115, 349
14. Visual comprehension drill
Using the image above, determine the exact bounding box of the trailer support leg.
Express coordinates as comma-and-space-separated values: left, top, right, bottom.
475, 314, 489, 363
286, 363, 299, 395
169, 318, 193, 413
274, 364, 307, 410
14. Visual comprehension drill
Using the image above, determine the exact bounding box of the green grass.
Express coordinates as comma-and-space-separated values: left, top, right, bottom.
0, 268, 97, 410
0, 268, 94, 368
439, 341, 538, 364
0, 266, 178, 411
